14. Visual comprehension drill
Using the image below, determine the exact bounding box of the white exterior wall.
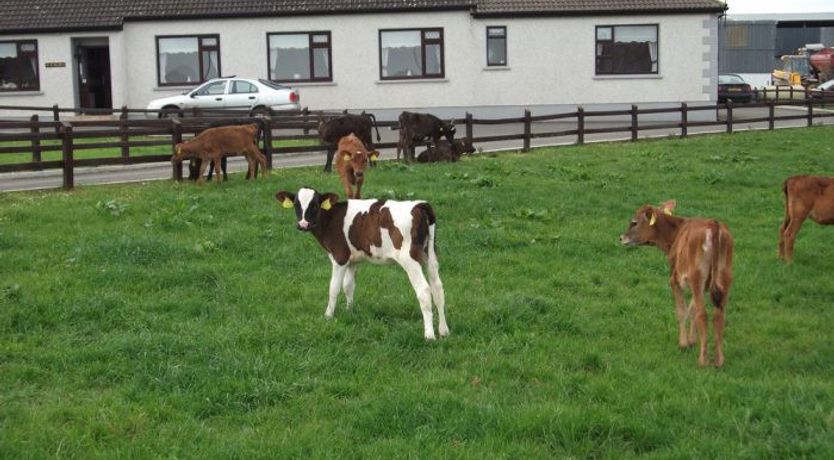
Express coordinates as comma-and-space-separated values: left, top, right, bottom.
1, 11, 718, 118
0, 31, 125, 116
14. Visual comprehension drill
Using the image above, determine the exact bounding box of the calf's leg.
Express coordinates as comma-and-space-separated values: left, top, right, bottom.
670, 279, 690, 348
781, 206, 809, 263
325, 261, 348, 318
400, 258, 436, 340
196, 158, 209, 184
713, 306, 725, 368
342, 265, 357, 309
424, 240, 448, 337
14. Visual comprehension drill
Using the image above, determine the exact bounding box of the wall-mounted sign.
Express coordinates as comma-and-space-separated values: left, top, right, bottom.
45, 62, 66, 68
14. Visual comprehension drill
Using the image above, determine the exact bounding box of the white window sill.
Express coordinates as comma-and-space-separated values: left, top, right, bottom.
593, 74, 663, 80
483, 66, 510, 71
375, 78, 448, 85
0, 91, 44, 97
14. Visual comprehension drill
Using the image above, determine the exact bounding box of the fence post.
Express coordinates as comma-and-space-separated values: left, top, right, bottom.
171, 119, 183, 181
577, 106, 585, 145
60, 122, 74, 190
680, 102, 688, 138
807, 98, 814, 127
30, 114, 41, 163
120, 105, 129, 159
465, 112, 473, 145
262, 116, 274, 171
768, 100, 775, 130
775, 86, 780, 101
522, 109, 531, 152
302, 107, 310, 135
52, 104, 60, 134
789, 86, 794, 100
726, 99, 733, 134
630, 104, 638, 141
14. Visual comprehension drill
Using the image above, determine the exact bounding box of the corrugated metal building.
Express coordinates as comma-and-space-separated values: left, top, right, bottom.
719, 13, 834, 77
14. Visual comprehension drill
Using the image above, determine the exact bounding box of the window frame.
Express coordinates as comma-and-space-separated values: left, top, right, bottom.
595, 24, 659, 76
486, 26, 507, 67
266, 31, 333, 83
155, 34, 221, 87
0, 40, 39, 92
378, 28, 445, 80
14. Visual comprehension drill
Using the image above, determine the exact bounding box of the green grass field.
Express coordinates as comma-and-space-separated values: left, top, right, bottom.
1, 127, 833, 458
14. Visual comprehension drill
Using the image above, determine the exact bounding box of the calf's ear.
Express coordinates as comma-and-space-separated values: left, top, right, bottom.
645, 208, 657, 226
275, 191, 295, 209
660, 199, 677, 215
320, 192, 339, 210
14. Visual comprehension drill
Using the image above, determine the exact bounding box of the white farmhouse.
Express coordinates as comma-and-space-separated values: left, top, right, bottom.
0, 0, 726, 118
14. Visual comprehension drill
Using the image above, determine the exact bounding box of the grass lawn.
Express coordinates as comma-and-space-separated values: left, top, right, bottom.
1, 127, 833, 458
0, 137, 318, 165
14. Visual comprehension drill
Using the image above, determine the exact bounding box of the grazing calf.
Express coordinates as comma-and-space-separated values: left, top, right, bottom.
335, 133, 377, 199
187, 118, 266, 181
778, 175, 834, 262
620, 200, 734, 367
417, 139, 475, 163
318, 113, 381, 172
275, 187, 449, 340
396, 111, 456, 163
173, 124, 268, 183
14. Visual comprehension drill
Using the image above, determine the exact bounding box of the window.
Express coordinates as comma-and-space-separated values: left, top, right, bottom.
380, 28, 444, 79
486, 26, 507, 66
231, 80, 258, 94
157, 35, 220, 86
193, 80, 227, 96
268, 32, 332, 82
0, 40, 39, 91
595, 25, 658, 75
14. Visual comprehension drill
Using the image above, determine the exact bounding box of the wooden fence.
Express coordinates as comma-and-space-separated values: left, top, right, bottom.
2, 94, 834, 190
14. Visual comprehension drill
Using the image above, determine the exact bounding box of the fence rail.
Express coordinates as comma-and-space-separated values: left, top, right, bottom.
2, 92, 834, 190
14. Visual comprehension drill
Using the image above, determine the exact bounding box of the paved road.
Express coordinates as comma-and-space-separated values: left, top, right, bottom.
1, 105, 831, 192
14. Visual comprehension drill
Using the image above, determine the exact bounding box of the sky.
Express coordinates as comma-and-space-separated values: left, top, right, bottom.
726, 0, 834, 14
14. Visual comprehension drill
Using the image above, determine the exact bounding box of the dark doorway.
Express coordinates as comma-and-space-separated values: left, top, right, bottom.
75, 44, 112, 112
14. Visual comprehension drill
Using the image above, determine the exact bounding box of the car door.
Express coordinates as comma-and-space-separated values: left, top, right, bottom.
188, 80, 228, 109
224, 80, 260, 109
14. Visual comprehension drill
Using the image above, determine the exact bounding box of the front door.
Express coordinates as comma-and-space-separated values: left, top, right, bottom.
76, 45, 112, 112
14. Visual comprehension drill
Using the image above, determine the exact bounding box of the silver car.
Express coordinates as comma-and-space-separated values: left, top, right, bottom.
146, 77, 300, 117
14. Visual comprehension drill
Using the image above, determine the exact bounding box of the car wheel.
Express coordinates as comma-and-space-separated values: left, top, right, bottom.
159, 107, 182, 119
250, 106, 271, 117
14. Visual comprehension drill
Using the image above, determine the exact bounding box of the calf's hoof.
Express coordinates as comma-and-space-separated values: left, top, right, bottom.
439, 325, 450, 338
698, 356, 709, 367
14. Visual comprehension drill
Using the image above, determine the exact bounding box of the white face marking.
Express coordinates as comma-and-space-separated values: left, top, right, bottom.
297, 188, 316, 227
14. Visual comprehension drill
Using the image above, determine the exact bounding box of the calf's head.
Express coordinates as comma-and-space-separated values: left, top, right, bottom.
619, 200, 677, 246
276, 187, 339, 231
343, 148, 377, 179
442, 121, 457, 141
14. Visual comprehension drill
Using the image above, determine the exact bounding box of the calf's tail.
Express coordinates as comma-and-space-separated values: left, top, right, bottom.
709, 222, 733, 309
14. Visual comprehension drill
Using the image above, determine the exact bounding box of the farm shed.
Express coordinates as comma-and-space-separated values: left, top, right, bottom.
0, 0, 726, 119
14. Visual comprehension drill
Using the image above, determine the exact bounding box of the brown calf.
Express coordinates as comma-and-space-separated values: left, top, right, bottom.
778, 175, 834, 262
620, 200, 734, 367
335, 133, 378, 199
172, 124, 268, 183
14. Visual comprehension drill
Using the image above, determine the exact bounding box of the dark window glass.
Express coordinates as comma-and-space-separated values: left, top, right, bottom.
380, 28, 444, 80
268, 32, 332, 82
486, 26, 507, 66
0, 40, 39, 91
157, 35, 220, 86
595, 25, 658, 75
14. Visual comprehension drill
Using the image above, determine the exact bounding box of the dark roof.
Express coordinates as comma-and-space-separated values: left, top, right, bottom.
0, 1, 727, 35
474, 1, 727, 16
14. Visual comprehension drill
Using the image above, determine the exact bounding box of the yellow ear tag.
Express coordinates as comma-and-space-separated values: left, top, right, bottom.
663, 208, 673, 216
176, 147, 182, 155
321, 199, 332, 211
281, 198, 293, 209
370, 154, 378, 161
343, 154, 351, 161
649, 212, 657, 226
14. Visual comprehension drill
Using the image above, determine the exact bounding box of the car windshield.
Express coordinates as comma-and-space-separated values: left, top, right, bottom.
718, 75, 746, 85
258, 79, 289, 91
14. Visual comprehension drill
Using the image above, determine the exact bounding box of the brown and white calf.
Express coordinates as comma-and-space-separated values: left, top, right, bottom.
778, 175, 834, 262
620, 200, 734, 367
335, 133, 378, 199
275, 187, 448, 340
